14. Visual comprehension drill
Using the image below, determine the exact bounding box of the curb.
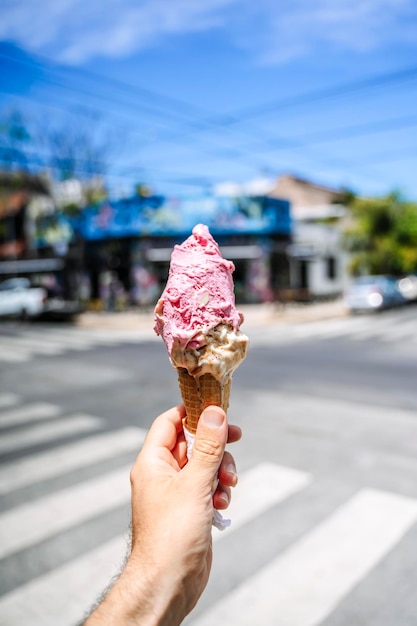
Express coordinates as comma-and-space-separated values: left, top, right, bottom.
75, 300, 348, 331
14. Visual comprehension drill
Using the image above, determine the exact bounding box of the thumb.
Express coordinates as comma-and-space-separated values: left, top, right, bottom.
188, 406, 228, 484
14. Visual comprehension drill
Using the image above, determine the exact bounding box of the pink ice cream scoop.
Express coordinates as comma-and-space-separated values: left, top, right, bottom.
153, 224, 244, 357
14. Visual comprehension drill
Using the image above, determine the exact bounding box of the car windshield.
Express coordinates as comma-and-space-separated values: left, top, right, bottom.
0, 279, 30, 291
353, 277, 385, 286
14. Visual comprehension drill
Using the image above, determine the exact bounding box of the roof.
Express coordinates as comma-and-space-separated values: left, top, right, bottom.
0, 171, 50, 195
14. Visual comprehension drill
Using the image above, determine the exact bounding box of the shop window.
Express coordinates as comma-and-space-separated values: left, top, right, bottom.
300, 260, 308, 289
326, 257, 337, 280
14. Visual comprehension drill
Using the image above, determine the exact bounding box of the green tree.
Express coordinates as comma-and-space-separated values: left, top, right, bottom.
343, 192, 417, 276
0, 107, 115, 186
0, 109, 32, 171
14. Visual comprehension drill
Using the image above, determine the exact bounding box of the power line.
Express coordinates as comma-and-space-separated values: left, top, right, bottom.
0, 66, 278, 169
265, 114, 417, 150
354, 146, 417, 168
4, 82, 417, 187
3, 48, 417, 150
218, 66, 417, 124
2, 139, 416, 192
0, 49, 216, 125
2, 48, 417, 191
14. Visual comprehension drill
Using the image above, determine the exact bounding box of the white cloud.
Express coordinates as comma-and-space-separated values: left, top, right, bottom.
234, 0, 417, 64
0, 0, 238, 63
0, 0, 416, 64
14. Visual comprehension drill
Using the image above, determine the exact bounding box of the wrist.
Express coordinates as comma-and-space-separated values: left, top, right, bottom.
86, 554, 186, 626
126, 554, 186, 626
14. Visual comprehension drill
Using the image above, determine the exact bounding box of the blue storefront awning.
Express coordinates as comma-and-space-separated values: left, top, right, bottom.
80, 194, 292, 240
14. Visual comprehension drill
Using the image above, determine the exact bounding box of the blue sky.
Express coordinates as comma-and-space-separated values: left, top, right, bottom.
1, 0, 417, 199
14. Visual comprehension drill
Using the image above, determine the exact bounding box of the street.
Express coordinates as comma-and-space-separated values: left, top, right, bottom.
0, 305, 417, 625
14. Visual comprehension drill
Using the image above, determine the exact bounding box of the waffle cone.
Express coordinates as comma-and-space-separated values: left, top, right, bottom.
177, 369, 232, 434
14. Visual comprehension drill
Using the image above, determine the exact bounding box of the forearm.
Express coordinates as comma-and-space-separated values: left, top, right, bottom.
84, 557, 185, 626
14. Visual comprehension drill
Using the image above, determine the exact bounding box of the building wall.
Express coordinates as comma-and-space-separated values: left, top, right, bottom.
268, 175, 348, 300
268, 174, 342, 209
289, 221, 347, 298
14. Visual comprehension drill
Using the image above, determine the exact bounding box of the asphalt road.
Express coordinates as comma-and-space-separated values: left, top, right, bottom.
0, 305, 417, 625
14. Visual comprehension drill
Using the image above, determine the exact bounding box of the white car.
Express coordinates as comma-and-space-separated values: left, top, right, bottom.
0, 278, 47, 319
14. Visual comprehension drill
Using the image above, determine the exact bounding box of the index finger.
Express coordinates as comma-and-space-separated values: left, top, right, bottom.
142, 404, 186, 452
228, 424, 242, 444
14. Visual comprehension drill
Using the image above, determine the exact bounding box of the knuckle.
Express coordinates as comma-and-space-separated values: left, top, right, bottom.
129, 466, 136, 487
194, 437, 222, 458
129, 460, 142, 486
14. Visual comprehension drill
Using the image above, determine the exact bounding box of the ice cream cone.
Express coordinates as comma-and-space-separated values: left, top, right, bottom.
178, 368, 232, 434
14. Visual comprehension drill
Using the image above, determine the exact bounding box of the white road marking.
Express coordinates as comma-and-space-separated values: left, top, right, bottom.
0, 426, 147, 495
80, 329, 157, 344
20, 330, 94, 350
0, 464, 132, 559
0, 335, 64, 355
0, 403, 62, 428
0, 392, 20, 408
0, 534, 127, 626
249, 312, 417, 346
379, 320, 417, 341
0, 462, 310, 625
348, 315, 405, 341
0, 414, 102, 455
213, 463, 311, 543
248, 318, 365, 346
0, 345, 31, 362
193, 489, 417, 626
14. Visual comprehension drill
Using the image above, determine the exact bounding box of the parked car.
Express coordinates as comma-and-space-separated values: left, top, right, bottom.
344, 275, 406, 313
42, 296, 84, 320
0, 278, 47, 319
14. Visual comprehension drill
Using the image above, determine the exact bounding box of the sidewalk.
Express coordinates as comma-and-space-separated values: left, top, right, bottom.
75, 298, 348, 331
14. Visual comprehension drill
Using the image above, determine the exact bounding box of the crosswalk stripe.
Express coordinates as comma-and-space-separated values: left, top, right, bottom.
0, 325, 156, 363
248, 319, 364, 345
0, 426, 147, 495
0, 335, 64, 355
0, 414, 102, 455
0, 403, 61, 428
0, 534, 127, 626
58, 328, 148, 344
20, 330, 95, 350
0, 464, 132, 559
213, 463, 311, 542
380, 322, 417, 341
248, 310, 417, 346
293, 314, 398, 341
53, 328, 117, 342
0, 309, 414, 361
0, 346, 31, 362
0, 461, 310, 625
192, 488, 417, 626
1, 462, 302, 560
348, 315, 407, 341
78, 329, 157, 343
309, 318, 376, 339
0, 393, 19, 408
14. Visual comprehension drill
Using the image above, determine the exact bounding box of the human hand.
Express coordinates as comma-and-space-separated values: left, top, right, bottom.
129, 404, 241, 623
85, 404, 241, 626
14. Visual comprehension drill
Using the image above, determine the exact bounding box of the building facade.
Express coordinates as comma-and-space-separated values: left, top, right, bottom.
268, 174, 348, 300
2, 171, 350, 307
76, 193, 292, 307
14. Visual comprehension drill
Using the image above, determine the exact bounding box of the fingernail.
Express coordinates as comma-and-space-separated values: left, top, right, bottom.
226, 463, 237, 482
218, 490, 230, 506
202, 407, 224, 429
